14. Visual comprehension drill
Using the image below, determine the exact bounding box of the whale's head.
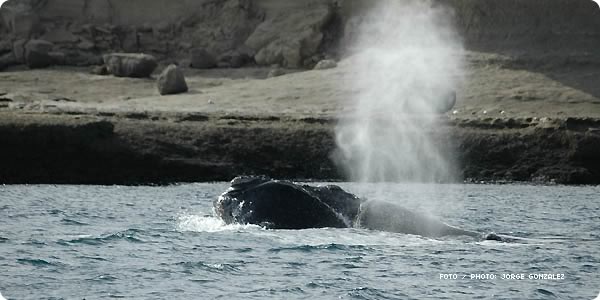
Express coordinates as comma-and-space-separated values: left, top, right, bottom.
229, 175, 272, 192
214, 176, 362, 229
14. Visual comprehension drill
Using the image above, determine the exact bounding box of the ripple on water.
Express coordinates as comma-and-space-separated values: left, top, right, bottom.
76, 255, 108, 262
176, 261, 242, 274
48, 209, 64, 215
16, 258, 61, 267
333, 263, 365, 270
536, 288, 557, 297
86, 274, 118, 282
57, 229, 146, 246
22, 239, 47, 247
347, 287, 405, 300
60, 218, 89, 226
269, 243, 372, 253
1, 183, 598, 300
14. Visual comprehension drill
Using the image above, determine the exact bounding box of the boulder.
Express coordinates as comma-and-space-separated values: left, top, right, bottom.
90, 65, 109, 75
103, 53, 157, 78
157, 64, 188, 95
436, 90, 457, 114
190, 48, 216, 69
0, 41, 12, 56
267, 68, 285, 78
0, 53, 18, 71
217, 47, 254, 68
313, 59, 337, 70
48, 51, 66, 65
303, 55, 323, 68
25, 40, 54, 69
254, 41, 301, 68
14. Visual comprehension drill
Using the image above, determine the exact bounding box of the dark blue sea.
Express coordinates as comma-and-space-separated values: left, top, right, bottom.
1, 183, 599, 300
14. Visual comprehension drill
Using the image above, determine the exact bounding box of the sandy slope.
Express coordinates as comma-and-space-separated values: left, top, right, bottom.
1, 52, 599, 120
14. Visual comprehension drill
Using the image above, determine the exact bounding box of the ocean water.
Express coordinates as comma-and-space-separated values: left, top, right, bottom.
0, 183, 599, 300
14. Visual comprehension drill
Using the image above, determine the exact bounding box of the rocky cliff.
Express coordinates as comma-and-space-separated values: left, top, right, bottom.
1, 111, 599, 184
0, 0, 337, 68
1, 0, 599, 70
1, 0, 599, 185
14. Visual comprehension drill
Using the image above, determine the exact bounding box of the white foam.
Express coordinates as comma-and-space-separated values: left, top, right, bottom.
593, 291, 600, 300
0, 291, 7, 300
176, 214, 261, 233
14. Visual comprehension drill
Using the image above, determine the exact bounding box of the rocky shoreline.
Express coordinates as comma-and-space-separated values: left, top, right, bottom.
1, 0, 599, 185
1, 110, 598, 185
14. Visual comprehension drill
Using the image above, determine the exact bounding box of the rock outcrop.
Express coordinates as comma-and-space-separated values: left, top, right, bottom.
0, 111, 599, 184
0, 53, 17, 70
245, 1, 334, 68
103, 53, 157, 78
157, 64, 188, 95
313, 59, 336, 70
90, 64, 109, 75
217, 47, 254, 68
267, 68, 285, 78
24, 39, 54, 68
0, 0, 599, 69
189, 48, 217, 69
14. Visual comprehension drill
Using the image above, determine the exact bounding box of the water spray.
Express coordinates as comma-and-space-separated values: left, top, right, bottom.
334, 0, 464, 183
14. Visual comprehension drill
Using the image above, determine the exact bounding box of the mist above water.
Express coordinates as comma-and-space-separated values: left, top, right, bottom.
334, 0, 464, 183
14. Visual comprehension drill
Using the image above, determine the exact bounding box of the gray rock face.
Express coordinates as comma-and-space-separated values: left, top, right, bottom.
0, 0, 598, 72
0, 40, 12, 56
217, 47, 254, 68
11, 39, 27, 63
190, 48, 217, 69
12, 39, 27, 63
245, 2, 333, 68
25, 39, 54, 69
157, 64, 188, 95
103, 53, 158, 78
313, 59, 337, 70
1, 6, 40, 39
0, 53, 17, 71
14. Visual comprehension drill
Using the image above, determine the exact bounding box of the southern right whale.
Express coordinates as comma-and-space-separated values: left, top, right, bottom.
214, 176, 504, 241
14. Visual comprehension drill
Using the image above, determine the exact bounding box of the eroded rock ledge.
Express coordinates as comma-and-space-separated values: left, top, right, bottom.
1, 111, 598, 185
